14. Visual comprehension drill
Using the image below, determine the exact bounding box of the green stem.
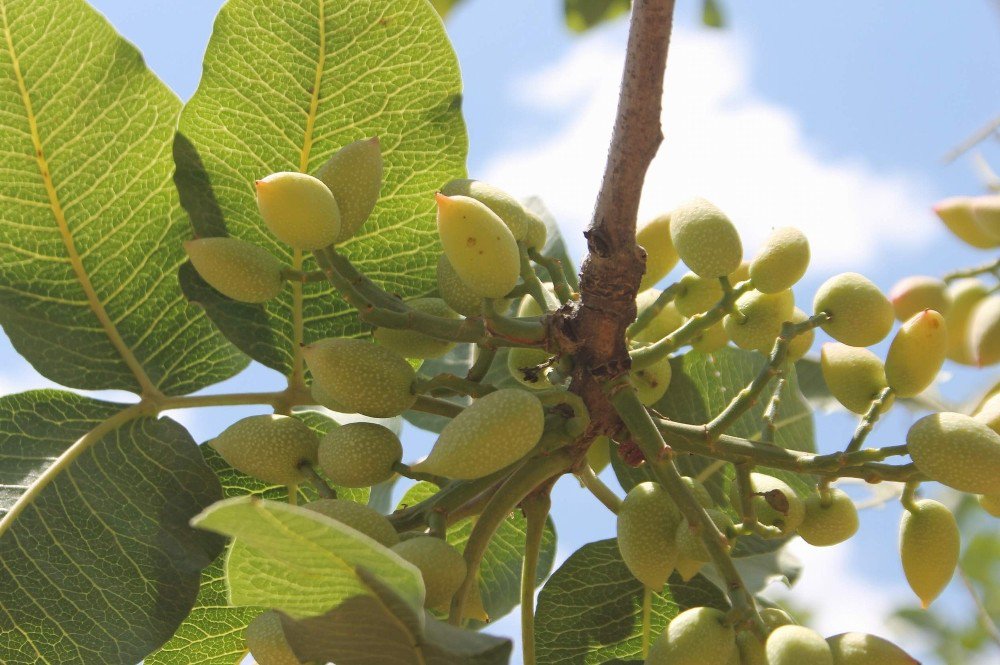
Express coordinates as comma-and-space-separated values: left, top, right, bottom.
410, 395, 465, 419
576, 464, 622, 514
481, 298, 548, 345
943, 257, 1000, 283
466, 346, 498, 382
519, 243, 553, 313
388, 469, 513, 533
155, 391, 291, 411
759, 372, 786, 444
734, 462, 757, 530
414, 374, 497, 398
520, 491, 550, 665
706, 316, 826, 439
609, 383, 759, 625
527, 248, 574, 303
449, 451, 572, 624
280, 268, 328, 283
844, 387, 893, 453
631, 280, 754, 369
0, 404, 145, 538
901, 481, 920, 512
392, 461, 449, 488
656, 418, 919, 482
642, 585, 653, 658
301, 464, 336, 499
627, 281, 681, 340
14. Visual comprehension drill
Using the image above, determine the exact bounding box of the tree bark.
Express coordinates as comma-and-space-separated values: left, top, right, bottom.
553, 0, 677, 443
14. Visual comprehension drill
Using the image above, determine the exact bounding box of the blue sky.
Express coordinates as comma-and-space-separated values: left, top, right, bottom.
3, 1, 999, 663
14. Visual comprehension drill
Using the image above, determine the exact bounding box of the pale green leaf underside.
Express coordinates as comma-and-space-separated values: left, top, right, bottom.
278, 568, 512, 665
146, 435, 369, 665
192, 496, 425, 619
176, 0, 468, 374
534, 538, 726, 664
0, 0, 245, 394
0, 390, 223, 664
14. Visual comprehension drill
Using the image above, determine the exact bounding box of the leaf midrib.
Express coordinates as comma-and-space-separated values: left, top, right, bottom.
287, 0, 329, 388
0, 1, 157, 397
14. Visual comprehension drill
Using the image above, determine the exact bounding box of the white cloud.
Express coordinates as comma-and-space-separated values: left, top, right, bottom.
481, 28, 936, 273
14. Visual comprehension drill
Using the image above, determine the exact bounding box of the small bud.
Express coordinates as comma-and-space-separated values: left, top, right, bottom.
646, 607, 736, 665
820, 343, 893, 414
636, 213, 679, 292
813, 272, 894, 347
968, 295, 1000, 367
933, 196, 998, 249
184, 237, 283, 303
523, 210, 548, 250
889, 275, 951, 321
436, 193, 520, 298
211, 414, 319, 486
884, 310, 947, 397
899, 498, 959, 608
391, 537, 466, 609
669, 197, 743, 278
766, 626, 833, 665
907, 412, 1000, 495
440, 178, 528, 240
413, 389, 544, 479
303, 499, 399, 547
798, 488, 859, 547
723, 289, 795, 352
970, 194, 1000, 241
749, 226, 810, 294
256, 171, 340, 250
617, 482, 681, 591
317, 423, 402, 488
315, 137, 383, 243
303, 338, 416, 417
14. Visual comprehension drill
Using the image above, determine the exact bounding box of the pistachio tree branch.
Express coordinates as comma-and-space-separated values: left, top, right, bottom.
844, 386, 893, 454
575, 463, 623, 514
942, 256, 1000, 283
519, 243, 552, 312
527, 248, 574, 303
626, 281, 681, 339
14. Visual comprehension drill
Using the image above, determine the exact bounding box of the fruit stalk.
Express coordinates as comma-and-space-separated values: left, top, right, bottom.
942, 256, 1000, 282
627, 281, 682, 339
448, 450, 573, 625
609, 383, 762, 631
575, 463, 623, 514
527, 247, 576, 300
706, 315, 827, 438
844, 386, 894, 453
520, 490, 551, 665
518, 243, 554, 313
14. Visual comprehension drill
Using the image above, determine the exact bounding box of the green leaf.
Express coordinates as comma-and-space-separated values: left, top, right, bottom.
702, 0, 725, 28
192, 496, 424, 618
278, 567, 512, 664
430, 0, 467, 18
175, 0, 467, 374
146, 435, 368, 665
0, 0, 246, 395
0, 390, 223, 664
534, 538, 727, 663
398, 482, 558, 624
564, 0, 632, 33
403, 343, 475, 433
614, 347, 817, 501
701, 536, 802, 596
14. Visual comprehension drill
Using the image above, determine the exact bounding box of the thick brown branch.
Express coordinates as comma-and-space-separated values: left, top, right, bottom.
554, 0, 677, 441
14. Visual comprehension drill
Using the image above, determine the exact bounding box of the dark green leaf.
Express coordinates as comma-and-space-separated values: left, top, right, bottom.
175, 0, 467, 374
146, 437, 368, 665
278, 568, 512, 664
0, 391, 223, 664
534, 538, 727, 663
564, 0, 632, 33
0, 0, 245, 394
398, 482, 557, 624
